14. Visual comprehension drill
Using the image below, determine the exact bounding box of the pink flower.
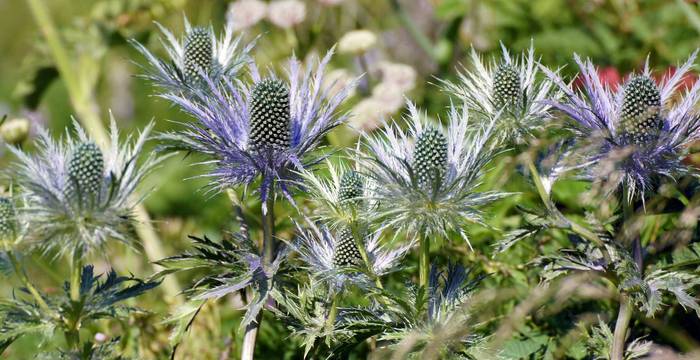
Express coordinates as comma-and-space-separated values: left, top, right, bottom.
267, 0, 306, 29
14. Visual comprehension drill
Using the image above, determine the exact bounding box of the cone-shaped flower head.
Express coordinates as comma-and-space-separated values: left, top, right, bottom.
412, 127, 448, 190
338, 170, 364, 207
67, 142, 104, 208
492, 63, 521, 108
131, 17, 252, 94
183, 26, 213, 81
159, 50, 355, 202
543, 51, 700, 201
9, 120, 161, 258
332, 227, 363, 267
359, 103, 508, 246
0, 197, 16, 243
441, 43, 559, 146
250, 79, 291, 150
619, 76, 662, 145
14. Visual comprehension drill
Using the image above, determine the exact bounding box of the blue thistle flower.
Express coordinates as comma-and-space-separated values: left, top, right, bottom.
359, 102, 509, 247
542, 51, 700, 201
441, 43, 560, 146
131, 17, 253, 94
8, 120, 162, 258
159, 50, 355, 203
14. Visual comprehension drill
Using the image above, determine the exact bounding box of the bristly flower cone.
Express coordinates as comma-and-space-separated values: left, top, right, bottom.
338, 170, 364, 208
492, 63, 521, 108
333, 227, 363, 267
184, 26, 213, 81
0, 197, 16, 242
250, 79, 291, 151
67, 142, 104, 207
619, 76, 662, 145
413, 127, 448, 191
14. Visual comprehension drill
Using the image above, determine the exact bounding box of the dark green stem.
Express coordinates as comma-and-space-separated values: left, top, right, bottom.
419, 233, 430, 289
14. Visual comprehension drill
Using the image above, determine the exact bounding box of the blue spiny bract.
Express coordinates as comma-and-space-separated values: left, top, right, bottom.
333, 227, 363, 267
250, 79, 291, 150
184, 27, 213, 81
619, 76, 662, 145
412, 127, 448, 191
338, 170, 364, 208
0, 197, 16, 242
67, 142, 104, 207
492, 63, 521, 108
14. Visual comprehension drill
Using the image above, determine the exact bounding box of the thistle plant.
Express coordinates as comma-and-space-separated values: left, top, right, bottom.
359, 102, 508, 287
131, 17, 253, 94
441, 44, 559, 146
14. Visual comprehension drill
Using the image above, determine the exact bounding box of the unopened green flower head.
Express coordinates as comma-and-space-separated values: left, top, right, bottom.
492, 63, 521, 108
338, 170, 364, 207
333, 227, 363, 267
184, 26, 213, 80
412, 127, 448, 190
620, 75, 662, 145
67, 142, 104, 207
250, 78, 291, 150
0, 197, 16, 242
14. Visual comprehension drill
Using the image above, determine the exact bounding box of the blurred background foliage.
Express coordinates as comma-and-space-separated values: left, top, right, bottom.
2, 0, 700, 358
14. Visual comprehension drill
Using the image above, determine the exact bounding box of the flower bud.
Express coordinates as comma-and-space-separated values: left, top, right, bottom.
412, 127, 448, 190
333, 227, 362, 267
184, 27, 213, 81
250, 79, 291, 150
338, 170, 364, 207
492, 64, 521, 108
67, 142, 104, 207
0, 197, 17, 243
0, 118, 30, 145
620, 75, 662, 145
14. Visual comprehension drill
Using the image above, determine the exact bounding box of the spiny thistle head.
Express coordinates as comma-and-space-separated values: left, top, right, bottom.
333, 227, 363, 267
0, 197, 16, 242
412, 127, 448, 190
67, 142, 104, 205
619, 75, 662, 145
184, 26, 213, 80
492, 63, 521, 108
338, 170, 364, 207
250, 78, 291, 150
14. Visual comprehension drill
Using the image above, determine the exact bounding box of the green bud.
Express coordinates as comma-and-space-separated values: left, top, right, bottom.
412, 126, 448, 190
492, 64, 521, 108
338, 170, 364, 207
250, 79, 291, 150
67, 142, 104, 206
0, 197, 16, 242
333, 227, 363, 267
184, 26, 213, 81
619, 76, 662, 145
0, 118, 30, 145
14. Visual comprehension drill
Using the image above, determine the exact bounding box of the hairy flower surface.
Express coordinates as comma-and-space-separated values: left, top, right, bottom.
294, 222, 410, 293
543, 51, 700, 201
9, 121, 161, 258
359, 103, 507, 246
442, 44, 559, 145
160, 50, 354, 202
131, 17, 253, 94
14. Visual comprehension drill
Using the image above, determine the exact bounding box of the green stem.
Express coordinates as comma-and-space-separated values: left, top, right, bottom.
241, 193, 276, 360
70, 250, 82, 303
324, 296, 338, 337
6, 251, 50, 312
25, 0, 181, 300
611, 294, 633, 360
389, 0, 437, 62
419, 233, 430, 289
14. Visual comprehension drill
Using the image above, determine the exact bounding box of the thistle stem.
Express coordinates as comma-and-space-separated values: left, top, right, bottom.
5, 250, 50, 312
324, 295, 338, 338
611, 186, 640, 360
388, 0, 437, 62
241, 193, 276, 360
419, 234, 430, 289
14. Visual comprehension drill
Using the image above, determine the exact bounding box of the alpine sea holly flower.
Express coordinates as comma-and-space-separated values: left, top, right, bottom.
359, 102, 507, 247
542, 51, 700, 202
131, 17, 253, 94
441, 43, 559, 146
160, 50, 355, 203
294, 221, 410, 292
0, 197, 17, 244
9, 121, 161, 258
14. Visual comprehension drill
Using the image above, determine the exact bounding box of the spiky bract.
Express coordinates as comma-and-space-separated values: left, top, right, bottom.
543, 51, 700, 201
159, 50, 354, 202
441, 43, 559, 146
9, 120, 161, 258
